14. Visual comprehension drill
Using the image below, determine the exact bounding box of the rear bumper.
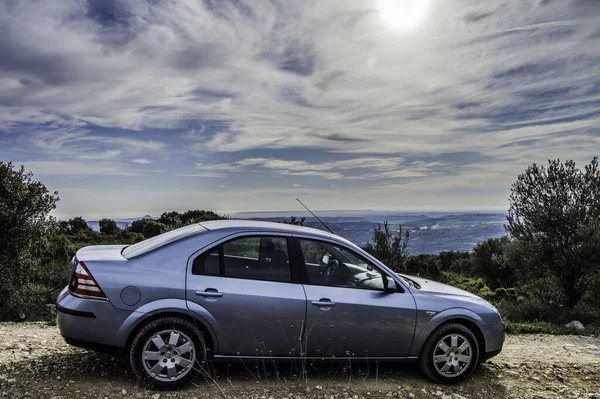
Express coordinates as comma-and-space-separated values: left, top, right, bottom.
56, 287, 132, 350
56, 303, 96, 318
62, 336, 124, 356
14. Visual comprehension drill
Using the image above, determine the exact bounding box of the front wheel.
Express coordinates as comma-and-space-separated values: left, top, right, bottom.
130, 317, 206, 388
418, 322, 479, 384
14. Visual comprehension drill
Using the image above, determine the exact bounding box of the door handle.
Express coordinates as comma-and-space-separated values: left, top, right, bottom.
312, 299, 336, 307
196, 289, 223, 298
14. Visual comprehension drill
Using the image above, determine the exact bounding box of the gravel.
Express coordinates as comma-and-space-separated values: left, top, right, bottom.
1, 322, 599, 398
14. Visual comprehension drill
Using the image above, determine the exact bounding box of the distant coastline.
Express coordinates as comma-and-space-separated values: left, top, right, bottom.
85, 211, 507, 255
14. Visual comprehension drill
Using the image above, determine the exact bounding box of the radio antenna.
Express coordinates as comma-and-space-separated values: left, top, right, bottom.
296, 198, 335, 234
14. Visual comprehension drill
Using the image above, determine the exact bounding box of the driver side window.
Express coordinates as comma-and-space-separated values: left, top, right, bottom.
298, 239, 385, 291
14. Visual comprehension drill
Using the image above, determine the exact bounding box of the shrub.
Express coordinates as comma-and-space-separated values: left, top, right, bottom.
365, 222, 409, 272
142, 220, 165, 238
506, 157, 600, 309
99, 218, 119, 235
405, 255, 441, 280
442, 274, 496, 302
0, 163, 59, 320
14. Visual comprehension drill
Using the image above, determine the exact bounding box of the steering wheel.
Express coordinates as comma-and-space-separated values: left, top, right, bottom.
322, 259, 340, 284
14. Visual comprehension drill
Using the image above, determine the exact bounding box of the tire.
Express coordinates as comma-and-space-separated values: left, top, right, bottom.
418, 322, 480, 384
130, 317, 207, 389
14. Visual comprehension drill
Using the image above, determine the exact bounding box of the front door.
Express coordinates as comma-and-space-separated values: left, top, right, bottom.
186, 234, 306, 357
297, 238, 417, 358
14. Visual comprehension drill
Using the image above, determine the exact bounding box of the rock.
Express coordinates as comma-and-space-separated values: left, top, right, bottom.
122, 389, 127, 395
565, 321, 584, 330
151, 394, 161, 399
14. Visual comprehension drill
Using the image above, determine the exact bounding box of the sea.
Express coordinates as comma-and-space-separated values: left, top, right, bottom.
86, 211, 507, 255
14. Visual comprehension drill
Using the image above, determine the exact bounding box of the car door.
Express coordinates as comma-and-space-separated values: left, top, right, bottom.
297, 237, 417, 358
186, 234, 306, 357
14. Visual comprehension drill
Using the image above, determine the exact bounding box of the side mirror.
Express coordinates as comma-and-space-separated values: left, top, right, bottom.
385, 277, 397, 292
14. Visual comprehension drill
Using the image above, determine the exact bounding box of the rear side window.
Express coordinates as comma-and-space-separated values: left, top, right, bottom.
192, 236, 291, 283
194, 247, 221, 276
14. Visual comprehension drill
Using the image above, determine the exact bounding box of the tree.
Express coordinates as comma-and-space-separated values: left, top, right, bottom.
0, 163, 59, 319
142, 220, 165, 238
180, 209, 227, 224
506, 157, 600, 308
159, 211, 181, 227
472, 237, 517, 289
282, 216, 305, 226
128, 218, 151, 235
365, 222, 409, 272
99, 218, 119, 235
66, 216, 91, 234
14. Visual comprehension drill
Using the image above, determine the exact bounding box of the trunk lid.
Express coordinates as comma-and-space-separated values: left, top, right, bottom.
75, 245, 128, 263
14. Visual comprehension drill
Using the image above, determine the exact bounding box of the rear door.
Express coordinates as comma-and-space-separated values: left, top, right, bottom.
186, 234, 306, 357
297, 237, 417, 358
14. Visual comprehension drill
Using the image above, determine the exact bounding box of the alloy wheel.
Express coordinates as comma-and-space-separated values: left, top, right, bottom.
141, 329, 196, 382
432, 333, 473, 378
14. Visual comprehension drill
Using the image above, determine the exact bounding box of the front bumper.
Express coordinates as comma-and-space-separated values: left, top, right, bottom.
56, 287, 133, 350
483, 321, 506, 361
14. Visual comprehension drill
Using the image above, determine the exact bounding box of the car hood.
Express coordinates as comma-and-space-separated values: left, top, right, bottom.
399, 274, 479, 299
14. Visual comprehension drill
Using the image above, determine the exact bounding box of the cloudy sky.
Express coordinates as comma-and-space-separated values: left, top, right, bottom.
1, 0, 599, 218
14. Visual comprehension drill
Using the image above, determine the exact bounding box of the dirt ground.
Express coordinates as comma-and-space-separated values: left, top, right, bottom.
0, 322, 599, 399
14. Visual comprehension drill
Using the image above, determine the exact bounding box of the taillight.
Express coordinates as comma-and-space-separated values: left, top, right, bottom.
69, 262, 107, 300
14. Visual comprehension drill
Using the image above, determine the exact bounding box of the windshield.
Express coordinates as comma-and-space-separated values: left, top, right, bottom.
122, 224, 208, 259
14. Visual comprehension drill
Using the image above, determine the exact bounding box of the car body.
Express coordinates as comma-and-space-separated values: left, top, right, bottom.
56, 220, 505, 387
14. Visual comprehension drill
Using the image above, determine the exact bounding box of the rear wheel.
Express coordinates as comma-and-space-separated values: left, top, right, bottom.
418, 322, 479, 384
130, 317, 206, 388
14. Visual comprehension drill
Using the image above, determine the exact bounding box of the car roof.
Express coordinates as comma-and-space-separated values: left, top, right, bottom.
199, 219, 349, 243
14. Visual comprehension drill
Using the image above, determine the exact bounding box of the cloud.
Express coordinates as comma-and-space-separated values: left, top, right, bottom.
19, 161, 141, 177
195, 156, 440, 180
176, 172, 226, 178
2, 0, 600, 213
77, 150, 122, 160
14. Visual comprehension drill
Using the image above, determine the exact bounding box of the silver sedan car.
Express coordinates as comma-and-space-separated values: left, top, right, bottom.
56, 220, 505, 388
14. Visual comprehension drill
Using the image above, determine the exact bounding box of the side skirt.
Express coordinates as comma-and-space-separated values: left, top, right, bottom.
213, 355, 419, 362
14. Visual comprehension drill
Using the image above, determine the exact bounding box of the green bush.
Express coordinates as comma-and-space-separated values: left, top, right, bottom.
99, 218, 119, 235
405, 254, 441, 280
442, 274, 496, 302
0, 163, 59, 320
365, 222, 409, 273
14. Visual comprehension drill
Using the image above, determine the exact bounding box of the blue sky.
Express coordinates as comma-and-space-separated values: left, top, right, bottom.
0, 0, 599, 218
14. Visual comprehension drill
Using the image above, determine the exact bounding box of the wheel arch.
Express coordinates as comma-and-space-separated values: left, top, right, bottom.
438, 318, 486, 362
124, 310, 217, 356
410, 308, 487, 357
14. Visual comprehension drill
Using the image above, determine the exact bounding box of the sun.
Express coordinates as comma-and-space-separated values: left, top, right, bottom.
378, 0, 430, 32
